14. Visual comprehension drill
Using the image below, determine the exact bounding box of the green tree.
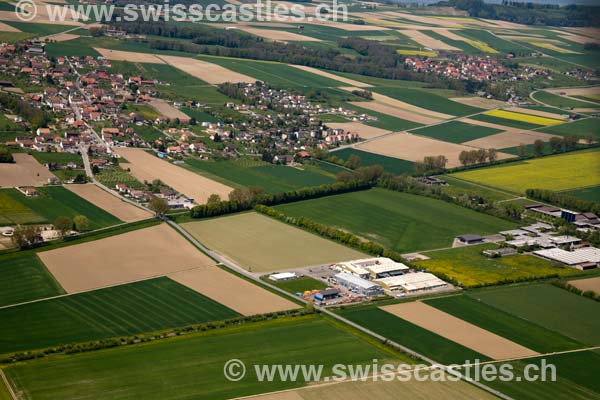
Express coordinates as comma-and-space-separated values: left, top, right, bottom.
11, 225, 41, 249
516, 143, 527, 158
73, 215, 90, 232
533, 139, 545, 157
54, 216, 73, 237
149, 197, 169, 217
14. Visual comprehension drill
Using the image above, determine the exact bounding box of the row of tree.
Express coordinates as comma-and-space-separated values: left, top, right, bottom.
11, 216, 90, 249
525, 189, 600, 214
458, 148, 497, 167
190, 180, 373, 219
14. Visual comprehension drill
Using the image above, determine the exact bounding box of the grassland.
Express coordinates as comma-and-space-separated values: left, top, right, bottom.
450, 149, 600, 193
0, 189, 44, 225
338, 306, 488, 365
0, 253, 64, 307
182, 212, 367, 272
0, 277, 239, 355
417, 244, 576, 287
540, 118, 599, 141
481, 351, 600, 400
437, 176, 516, 202
196, 56, 344, 88
95, 166, 146, 190
470, 284, 600, 345
533, 90, 595, 109
263, 276, 327, 295
485, 110, 563, 126
29, 152, 83, 166
183, 158, 335, 193
3, 316, 406, 400
343, 103, 422, 131
275, 188, 516, 253
425, 295, 583, 353
331, 148, 415, 175
563, 185, 600, 202
373, 87, 483, 116
1, 186, 122, 230
413, 121, 503, 143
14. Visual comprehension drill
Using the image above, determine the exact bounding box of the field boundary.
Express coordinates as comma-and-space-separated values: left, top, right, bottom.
0, 369, 16, 400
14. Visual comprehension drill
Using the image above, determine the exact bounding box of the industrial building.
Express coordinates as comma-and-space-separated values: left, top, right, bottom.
268, 272, 297, 282
374, 272, 448, 293
335, 257, 409, 279
314, 289, 340, 302
334, 272, 384, 297
534, 247, 600, 270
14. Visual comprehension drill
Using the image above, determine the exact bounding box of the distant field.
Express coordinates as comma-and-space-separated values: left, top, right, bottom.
4, 316, 405, 400
338, 306, 487, 365
331, 148, 415, 175
183, 158, 335, 194
469, 113, 543, 130
343, 103, 422, 131
182, 212, 367, 272
275, 188, 516, 253
425, 295, 583, 353
413, 121, 502, 143
563, 185, 600, 202
0, 253, 64, 307
1, 186, 121, 229
533, 90, 595, 109
0, 277, 238, 355
373, 87, 482, 116
485, 110, 563, 126
417, 244, 576, 287
481, 351, 600, 400
450, 149, 600, 193
438, 176, 516, 202
196, 56, 344, 88
470, 284, 600, 345
540, 118, 600, 141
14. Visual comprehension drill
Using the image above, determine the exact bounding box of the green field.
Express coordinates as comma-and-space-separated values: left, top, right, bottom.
373, 87, 483, 116
563, 185, 600, 202
470, 284, 600, 345
412, 121, 503, 143
1, 186, 122, 229
338, 306, 488, 365
533, 90, 595, 109
0, 277, 239, 355
274, 188, 516, 253
469, 113, 543, 130
95, 167, 146, 190
331, 148, 415, 175
264, 276, 328, 295
459, 29, 531, 53
343, 103, 422, 131
196, 56, 344, 88
183, 158, 335, 193
438, 176, 516, 201
182, 212, 367, 272
540, 118, 600, 141
417, 244, 576, 287
451, 149, 600, 193
0, 189, 44, 225
481, 351, 600, 400
425, 295, 583, 353
4, 316, 406, 400
0, 253, 64, 307
29, 152, 83, 166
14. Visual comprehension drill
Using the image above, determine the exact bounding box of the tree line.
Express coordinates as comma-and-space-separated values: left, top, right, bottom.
526, 189, 600, 214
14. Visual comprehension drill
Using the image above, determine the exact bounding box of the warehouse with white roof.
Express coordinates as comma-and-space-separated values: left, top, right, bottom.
334, 272, 384, 296
534, 247, 600, 270
374, 272, 448, 293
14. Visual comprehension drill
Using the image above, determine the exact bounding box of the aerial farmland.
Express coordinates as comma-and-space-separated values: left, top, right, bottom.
0, 0, 599, 399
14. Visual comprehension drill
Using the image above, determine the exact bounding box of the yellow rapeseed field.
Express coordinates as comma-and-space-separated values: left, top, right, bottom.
485, 109, 563, 126
450, 149, 600, 194
464, 39, 498, 54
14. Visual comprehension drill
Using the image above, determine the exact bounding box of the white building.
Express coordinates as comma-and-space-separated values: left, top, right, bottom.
374, 272, 448, 293
534, 247, 600, 270
335, 257, 408, 279
334, 272, 383, 296
269, 272, 298, 282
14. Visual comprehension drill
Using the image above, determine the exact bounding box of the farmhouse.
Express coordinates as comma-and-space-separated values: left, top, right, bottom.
374, 272, 448, 293
334, 272, 384, 297
533, 247, 600, 270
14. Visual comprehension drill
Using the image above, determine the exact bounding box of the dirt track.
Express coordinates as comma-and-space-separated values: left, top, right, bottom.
381, 302, 539, 360
169, 267, 299, 316
38, 224, 215, 293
